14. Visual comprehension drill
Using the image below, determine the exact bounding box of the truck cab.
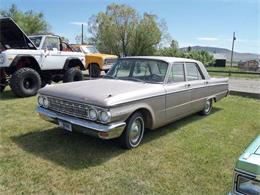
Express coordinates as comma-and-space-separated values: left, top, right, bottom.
0, 17, 85, 97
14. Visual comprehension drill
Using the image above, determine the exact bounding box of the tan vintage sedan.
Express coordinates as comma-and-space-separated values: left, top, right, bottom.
37, 56, 229, 149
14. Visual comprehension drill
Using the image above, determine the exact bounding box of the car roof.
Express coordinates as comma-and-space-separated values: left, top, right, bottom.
124, 56, 200, 64
29, 34, 59, 38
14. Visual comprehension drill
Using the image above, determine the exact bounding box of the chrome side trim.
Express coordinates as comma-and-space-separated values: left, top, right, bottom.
37, 106, 126, 139
110, 85, 228, 107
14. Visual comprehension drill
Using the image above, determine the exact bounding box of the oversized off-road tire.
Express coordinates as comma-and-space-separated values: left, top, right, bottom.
10, 68, 41, 97
200, 99, 213, 116
0, 78, 7, 93
63, 67, 83, 83
119, 112, 145, 149
89, 64, 100, 78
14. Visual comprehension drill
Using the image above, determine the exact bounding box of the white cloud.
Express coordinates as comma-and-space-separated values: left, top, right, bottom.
197, 37, 219, 41
70, 22, 88, 26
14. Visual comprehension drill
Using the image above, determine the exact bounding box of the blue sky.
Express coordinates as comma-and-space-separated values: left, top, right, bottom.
1, 0, 259, 53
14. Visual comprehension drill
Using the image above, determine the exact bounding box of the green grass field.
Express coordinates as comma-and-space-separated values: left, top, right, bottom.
206, 66, 260, 80
1, 89, 260, 194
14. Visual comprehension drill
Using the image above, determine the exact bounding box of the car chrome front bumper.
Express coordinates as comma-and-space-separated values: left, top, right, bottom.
37, 107, 126, 139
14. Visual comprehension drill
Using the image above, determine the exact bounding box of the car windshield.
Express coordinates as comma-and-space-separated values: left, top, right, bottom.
29, 36, 42, 48
105, 59, 168, 83
81, 46, 99, 54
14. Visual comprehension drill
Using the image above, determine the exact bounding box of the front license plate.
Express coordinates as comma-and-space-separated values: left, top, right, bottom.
58, 120, 72, 132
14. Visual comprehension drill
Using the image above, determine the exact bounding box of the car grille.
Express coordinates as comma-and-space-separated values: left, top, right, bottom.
48, 97, 89, 119
105, 58, 117, 64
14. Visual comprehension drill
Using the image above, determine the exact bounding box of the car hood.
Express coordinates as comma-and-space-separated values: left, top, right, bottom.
236, 136, 260, 175
0, 17, 37, 50
86, 53, 117, 59
39, 79, 165, 107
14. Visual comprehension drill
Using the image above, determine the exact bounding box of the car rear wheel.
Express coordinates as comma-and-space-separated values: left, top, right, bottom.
119, 112, 145, 149
89, 64, 100, 78
200, 99, 213, 115
10, 67, 41, 97
63, 67, 83, 83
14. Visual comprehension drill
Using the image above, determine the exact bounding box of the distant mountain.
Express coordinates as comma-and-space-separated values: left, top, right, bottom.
180, 46, 260, 62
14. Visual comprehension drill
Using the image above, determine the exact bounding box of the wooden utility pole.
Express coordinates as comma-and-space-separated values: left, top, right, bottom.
81, 24, 84, 45
230, 32, 236, 67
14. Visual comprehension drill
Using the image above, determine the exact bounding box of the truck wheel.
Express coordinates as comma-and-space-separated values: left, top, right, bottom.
0, 78, 7, 93
63, 67, 83, 83
89, 64, 100, 78
10, 68, 41, 97
119, 112, 145, 149
200, 99, 213, 115
41, 78, 51, 88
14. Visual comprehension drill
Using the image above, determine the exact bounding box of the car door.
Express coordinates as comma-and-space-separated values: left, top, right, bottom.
185, 62, 207, 112
164, 62, 192, 122
41, 36, 66, 70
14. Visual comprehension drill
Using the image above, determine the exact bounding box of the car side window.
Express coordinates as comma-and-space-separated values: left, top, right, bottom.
42, 37, 60, 51
167, 63, 185, 83
185, 62, 203, 81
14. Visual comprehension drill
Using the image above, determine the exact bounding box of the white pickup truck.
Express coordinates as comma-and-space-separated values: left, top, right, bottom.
0, 17, 86, 97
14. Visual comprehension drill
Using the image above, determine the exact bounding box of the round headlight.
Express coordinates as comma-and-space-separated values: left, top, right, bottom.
100, 111, 111, 123
89, 109, 98, 120
38, 96, 44, 106
43, 97, 49, 108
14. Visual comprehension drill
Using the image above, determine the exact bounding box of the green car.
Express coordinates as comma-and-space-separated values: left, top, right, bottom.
230, 135, 260, 194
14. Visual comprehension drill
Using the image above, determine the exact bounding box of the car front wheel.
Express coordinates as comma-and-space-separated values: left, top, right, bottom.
119, 112, 145, 149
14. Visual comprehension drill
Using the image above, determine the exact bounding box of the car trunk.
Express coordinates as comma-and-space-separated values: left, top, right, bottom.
0, 17, 37, 51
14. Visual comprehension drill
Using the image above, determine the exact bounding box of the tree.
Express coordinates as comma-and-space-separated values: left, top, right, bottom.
157, 46, 215, 66
130, 13, 161, 56
88, 3, 164, 56
0, 4, 49, 35
170, 39, 179, 49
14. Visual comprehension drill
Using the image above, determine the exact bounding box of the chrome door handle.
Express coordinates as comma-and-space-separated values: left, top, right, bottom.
185, 84, 191, 87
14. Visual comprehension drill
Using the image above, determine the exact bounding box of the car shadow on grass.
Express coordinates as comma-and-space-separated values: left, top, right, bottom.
143, 107, 222, 144
12, 107, 222, 170
0, 90, 17, 100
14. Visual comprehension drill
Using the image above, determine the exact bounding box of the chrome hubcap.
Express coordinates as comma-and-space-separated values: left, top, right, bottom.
205, 100, 211, 113
129, 117, 143, 145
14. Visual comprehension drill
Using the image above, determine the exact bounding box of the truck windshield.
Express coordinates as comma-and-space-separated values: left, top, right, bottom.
81, 46, 99, 54
29, 36, 42, 48
105, 59, 168, 83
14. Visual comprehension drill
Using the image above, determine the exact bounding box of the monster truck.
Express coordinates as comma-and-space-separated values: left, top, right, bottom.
0, 17, 85, 97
